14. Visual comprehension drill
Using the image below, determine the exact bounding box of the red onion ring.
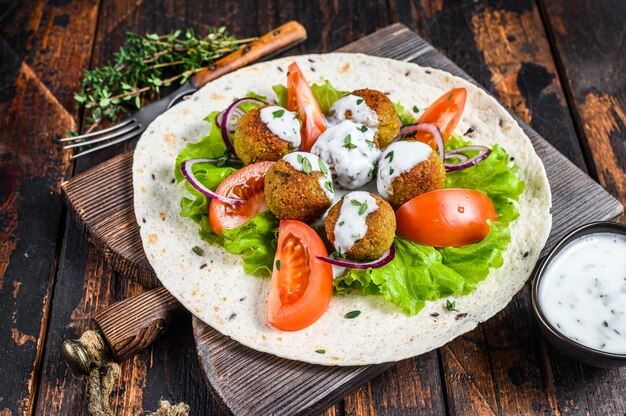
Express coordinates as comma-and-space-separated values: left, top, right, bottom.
444, 145, 491, 172
180, 158, 244, 206
394, 122, 445, 161
219, 98, 266, 153
316, 245, 395, 269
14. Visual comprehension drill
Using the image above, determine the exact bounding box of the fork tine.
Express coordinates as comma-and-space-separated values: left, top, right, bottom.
63, 122, 140, 149
72, 128, 143, 159
60, 118, 134, 142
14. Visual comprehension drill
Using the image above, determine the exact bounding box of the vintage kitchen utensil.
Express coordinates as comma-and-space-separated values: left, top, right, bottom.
61, 24, 623, 415
61, 21, 306, 158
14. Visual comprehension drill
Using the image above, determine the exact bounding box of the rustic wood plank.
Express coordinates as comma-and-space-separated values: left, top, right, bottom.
0, 0, 99, 414
538, 1, 626, 413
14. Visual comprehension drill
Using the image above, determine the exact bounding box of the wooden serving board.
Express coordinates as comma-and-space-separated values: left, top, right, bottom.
62, 24, 623, 416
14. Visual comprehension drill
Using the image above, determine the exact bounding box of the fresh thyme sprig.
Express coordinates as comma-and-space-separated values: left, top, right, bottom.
73, 27, 255, 134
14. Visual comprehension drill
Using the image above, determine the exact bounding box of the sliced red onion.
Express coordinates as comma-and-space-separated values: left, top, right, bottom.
180, 158, 244, 206
394, 122, 445, 161
219, 98, 266, 153
444, 145, 491, 172
316, 245, 395, 269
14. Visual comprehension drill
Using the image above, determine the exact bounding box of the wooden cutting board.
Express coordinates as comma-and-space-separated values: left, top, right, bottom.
62, 23, 623, 416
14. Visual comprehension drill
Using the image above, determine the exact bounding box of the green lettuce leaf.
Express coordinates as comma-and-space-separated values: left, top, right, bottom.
221, 210, 279, 276
334, 136, 524, 315
272, 81, 348, 113
393, 101, 417, 126
175, 111, 230, 183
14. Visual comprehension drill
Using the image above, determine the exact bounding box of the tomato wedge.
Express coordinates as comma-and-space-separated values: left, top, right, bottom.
409, 88, 467, 149
287, 62, 327, 151
395, 189, 497, 247
267, 220, 333, 331
209, 161, 273, 234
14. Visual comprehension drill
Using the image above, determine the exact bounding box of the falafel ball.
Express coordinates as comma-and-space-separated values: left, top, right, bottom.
327, 88, 400, 148
233, 105, 301, 165
325, 191, 396, 261
377, 140, 446, 209
265, 152, 334, 223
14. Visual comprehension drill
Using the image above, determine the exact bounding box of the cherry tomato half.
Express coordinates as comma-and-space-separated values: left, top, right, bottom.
267, 220, 333, 331
395, 188, 497, 247
287, 62, 327, 151
209, 161, 274, 235
409, 88, 467, 149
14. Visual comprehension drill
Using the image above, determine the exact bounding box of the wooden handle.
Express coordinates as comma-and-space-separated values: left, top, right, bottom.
92, 287, 181, 361
190, 21, 307, 88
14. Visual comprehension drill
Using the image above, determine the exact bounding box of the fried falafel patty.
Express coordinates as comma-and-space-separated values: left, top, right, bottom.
327, 88, 400, 148
233, 105, 301, 165
265, 152, 334, 223
325, 191, 396, 261
377, 140, 446, 209
311, 120, 381, 189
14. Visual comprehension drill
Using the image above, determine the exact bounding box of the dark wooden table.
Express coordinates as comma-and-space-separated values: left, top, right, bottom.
1, 1, 624, 414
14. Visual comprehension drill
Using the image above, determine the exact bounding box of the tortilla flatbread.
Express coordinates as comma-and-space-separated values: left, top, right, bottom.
133, 53, 551, 365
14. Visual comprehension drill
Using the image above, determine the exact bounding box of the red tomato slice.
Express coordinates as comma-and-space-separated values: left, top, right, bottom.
209, 161, 274, 234
408, 88, 467, 149
395, 189, 497, 247
267, 220, 333, 331
287, 62, 327, 151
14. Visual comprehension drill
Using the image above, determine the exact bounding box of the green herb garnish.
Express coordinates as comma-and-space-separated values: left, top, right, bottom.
447, 93, 453, 100
325, 181, 334, 193
192, 246, 203, 256
301, 157, 313, 174
345, 310, 361, 319
315, 349, 326, 354
318, 158, 329, 174
603, 320, 609, 327
71, 28, 254, 134
365, 139, 374, 148
338, 221, 345, 226
358, 125, 368, 133
275, 259, 281, 271
356, 98, 364, 105
445, 299, 458, 312
413, 105, 420, 113
385, 150, 394, 162
351, 199, 368, 215
344, 134, 357, 150
389, 167, 394, 175
272, 109, 285, 118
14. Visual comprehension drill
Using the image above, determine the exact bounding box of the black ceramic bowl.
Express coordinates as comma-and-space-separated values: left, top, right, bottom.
531, 221, 626, 368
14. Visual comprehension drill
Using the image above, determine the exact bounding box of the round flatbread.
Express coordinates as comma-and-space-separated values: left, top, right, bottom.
133, 53, 551, 365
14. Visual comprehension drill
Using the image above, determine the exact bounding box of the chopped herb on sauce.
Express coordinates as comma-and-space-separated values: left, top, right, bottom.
272, 109, 285, 118
325, 181, 334, 193
385, 150, 394, 162
192, 246, 203, 256
356, 98, 364, 105
315, 349, 326, 354
413, 105, 420, 113
318, 158, 329, 174
358, 125, 368, 132
338, 221, 345, 226
344, 134, 357, 150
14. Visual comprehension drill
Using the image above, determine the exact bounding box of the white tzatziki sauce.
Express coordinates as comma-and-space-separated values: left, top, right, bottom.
259, 106, 301, 148
376, 141, 433, 199
538, 232, 626, 354
326, 94, 379, 129
333, 191, 378, 254
311, 120, 380, 189
282, 152, 334, 201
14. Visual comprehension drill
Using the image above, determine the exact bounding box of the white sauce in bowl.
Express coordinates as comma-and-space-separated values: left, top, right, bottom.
333, 191, 378, 254
260, 105, 301, 148
377, 141, 433, 199
327, 94, 379, 129
283, 152, 334, 201
311, 120, 380, 189
538, 232, 626, 354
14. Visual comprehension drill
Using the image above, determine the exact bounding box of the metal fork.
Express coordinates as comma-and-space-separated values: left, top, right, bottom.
61, 21, 306, 158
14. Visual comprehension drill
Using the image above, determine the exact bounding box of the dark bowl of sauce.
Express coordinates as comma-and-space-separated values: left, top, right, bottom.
531, 221, 626, 368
